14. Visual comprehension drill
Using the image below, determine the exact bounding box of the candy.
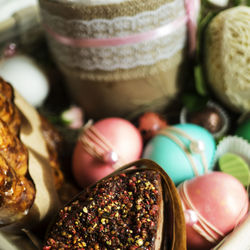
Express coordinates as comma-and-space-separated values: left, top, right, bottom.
218, 153, 250, 186
188, 107, 222, 133
180, 101, 229, 139
214, 136, 250, 187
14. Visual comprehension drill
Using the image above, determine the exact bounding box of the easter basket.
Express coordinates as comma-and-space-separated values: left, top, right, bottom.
39, 0, 192, 118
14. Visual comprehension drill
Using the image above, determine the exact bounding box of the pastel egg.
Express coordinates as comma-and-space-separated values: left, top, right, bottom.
179, 172, 249, 250
0, 54, 49, 107
72, 118, 143, 187
143, 123, 216, 185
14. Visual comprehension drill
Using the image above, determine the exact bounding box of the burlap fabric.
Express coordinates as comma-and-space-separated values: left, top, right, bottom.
39, 0, 188, 118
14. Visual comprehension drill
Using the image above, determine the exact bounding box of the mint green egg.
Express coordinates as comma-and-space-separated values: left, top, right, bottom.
143, 123, 216, 185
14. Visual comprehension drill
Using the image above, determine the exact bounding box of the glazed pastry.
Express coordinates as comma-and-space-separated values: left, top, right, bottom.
0, 119, 28, 176
0, 79, 35, 225
0, 77, 63, 227
44, 159, 186, 250
0, 77, 21, 135
0, 159, 35, 225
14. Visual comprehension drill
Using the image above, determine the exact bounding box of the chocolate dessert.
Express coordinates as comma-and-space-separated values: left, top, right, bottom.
44, 170, 164, 249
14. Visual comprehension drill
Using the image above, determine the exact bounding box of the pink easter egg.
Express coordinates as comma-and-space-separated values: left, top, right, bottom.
179, 172, 249, 250
72, 117, 143, 187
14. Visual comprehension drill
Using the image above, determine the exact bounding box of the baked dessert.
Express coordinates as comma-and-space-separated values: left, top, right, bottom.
0, 77, 21, 136
44, 159, 186, 250
0, 77, 35, 225
0, 77, 63, 227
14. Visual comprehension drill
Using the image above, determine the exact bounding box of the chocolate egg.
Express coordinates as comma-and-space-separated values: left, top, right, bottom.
0, 54, 49, 107
180, 101, 229, 139
72, 118, 143, 187
143, 124, 216, 185
178, 172, 249, 250
138, 112, 167, 142
188, 107, 222, 134
44, 159, 187, 250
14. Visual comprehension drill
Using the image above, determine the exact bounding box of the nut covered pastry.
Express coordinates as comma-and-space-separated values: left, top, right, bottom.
44, 159, 186, 250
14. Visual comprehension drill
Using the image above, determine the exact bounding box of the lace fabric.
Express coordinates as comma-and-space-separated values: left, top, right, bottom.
41, 0, 187, 71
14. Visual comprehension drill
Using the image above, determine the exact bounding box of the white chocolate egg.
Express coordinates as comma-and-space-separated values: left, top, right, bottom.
0, 54, 49, 107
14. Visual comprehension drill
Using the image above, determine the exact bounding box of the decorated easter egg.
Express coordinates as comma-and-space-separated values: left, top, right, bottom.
138, 112, 167, 142
0, 54, 49, 107
72, 118, 143, 187
143, 123, 216, 185
207, 0, 229, 7
179, 172, 249, 250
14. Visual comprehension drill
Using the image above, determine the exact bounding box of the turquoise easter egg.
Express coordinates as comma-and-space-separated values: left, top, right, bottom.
143, 123, 216, 185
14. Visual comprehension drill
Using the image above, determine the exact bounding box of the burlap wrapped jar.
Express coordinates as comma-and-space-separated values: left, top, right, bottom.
39, 0, 189, 118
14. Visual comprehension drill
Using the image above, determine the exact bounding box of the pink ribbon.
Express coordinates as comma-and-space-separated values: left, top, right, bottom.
44, 0, 200, 54
185, 0, 200, 54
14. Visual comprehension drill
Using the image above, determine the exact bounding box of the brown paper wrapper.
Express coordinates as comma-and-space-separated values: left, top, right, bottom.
39, 0, 188, 118
0, 230, 38, 250
15, 91, 60, 229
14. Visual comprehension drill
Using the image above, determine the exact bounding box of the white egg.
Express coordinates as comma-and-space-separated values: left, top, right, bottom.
0, 55, 49, 107
207, 0, 229, 7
